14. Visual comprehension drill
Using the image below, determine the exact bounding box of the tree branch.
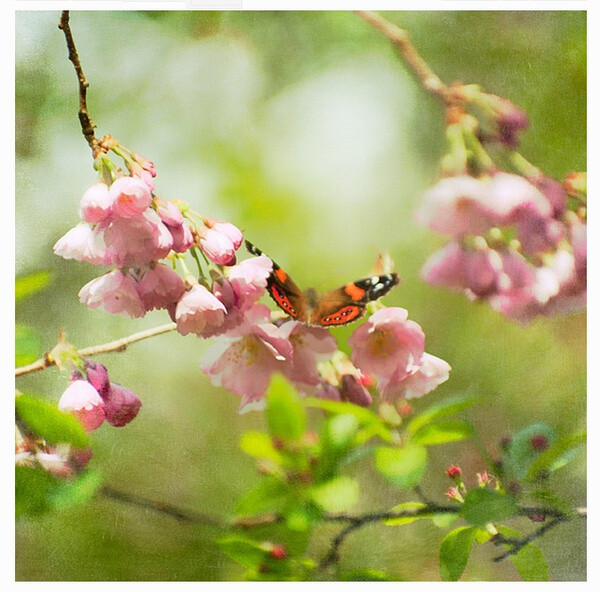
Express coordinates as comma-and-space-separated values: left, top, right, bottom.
15, 322, 178, 377
58, 10, 102, 157
354, 11, 455, 104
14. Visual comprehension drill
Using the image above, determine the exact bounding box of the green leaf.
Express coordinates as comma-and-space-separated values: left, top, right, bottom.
15, 465, 61, 518
15, 270, 52, 302
235, 477, 290, 517
341, 570, 392, 581
51, 469, 103, 510
526, 431, 586, 482
285, 505, 317, 532
324, 414, 359, 450
15, 394, 89, 448
498, 526, 548, 581
408, 395, 477, 436
375, 444, 428, 489
15, 324, 42, 366
384, 502, 429, 526
310, 476, 359, 512
240, 431, 283, 464
411, 420, 473, 446
266, 376, 305, 441
460, 488, 518, 527
505, 422, 557, 481
216, 535, 268, 569
439, 526, 478, 581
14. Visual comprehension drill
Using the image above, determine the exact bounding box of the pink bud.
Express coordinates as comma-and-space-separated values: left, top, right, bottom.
109, 176, 152, 219
212, 221, 243, 250
59, 380, 106, 431
84, 361, 111, 398
339, 374, 373, 407
102, 383, 142, 427
445, 465, 462, 479
200, 228, 237, 265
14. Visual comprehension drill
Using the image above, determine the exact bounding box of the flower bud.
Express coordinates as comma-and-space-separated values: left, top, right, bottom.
59, 380, 106, 431
102, 382, 142, 427
445, 465, 462, 480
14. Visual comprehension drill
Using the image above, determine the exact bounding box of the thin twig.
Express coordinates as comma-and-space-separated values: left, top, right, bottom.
99, 485, 224, 527
58, 10, 101, 157
15, 322, 178, 377
354, 11, 454, 104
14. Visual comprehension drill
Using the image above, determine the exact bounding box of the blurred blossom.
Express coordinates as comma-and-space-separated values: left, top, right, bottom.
201, 304, 293, 411
58, 380, 106, 431
339, 374, 372, 407
79, 269, 145, 318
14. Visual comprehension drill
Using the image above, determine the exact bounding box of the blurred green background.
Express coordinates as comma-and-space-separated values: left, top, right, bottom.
15, 10, 586, 581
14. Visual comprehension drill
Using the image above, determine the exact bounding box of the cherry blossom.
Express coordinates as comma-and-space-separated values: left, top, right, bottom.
58, 380, 106, 431
79, 269, 145, 318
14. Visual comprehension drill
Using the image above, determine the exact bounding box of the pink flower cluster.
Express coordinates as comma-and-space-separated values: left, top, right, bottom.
202, 301, 450, 412
59, 360, 142, 431
417, 172, 586, 323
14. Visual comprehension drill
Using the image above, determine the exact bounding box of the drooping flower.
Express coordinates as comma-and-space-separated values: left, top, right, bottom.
53, 223, 115, 266
102, 382, 142, 427
175, 283, 227, 337
200, 228, 238, 266
78, 182, 114, 223
201, 305, 293, 411
136, 263, 186, 312
109, 176, 152, 219
58, 380, 106, 431
79, 269, 145, 318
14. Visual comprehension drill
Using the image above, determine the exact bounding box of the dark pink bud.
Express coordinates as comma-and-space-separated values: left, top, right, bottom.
530, 434, 549, 452
269, 545, 287, 560
339, 374, 373, 407
445, 465, 462, 479
529, 514, 547, 523
102, 383, 142, 427
84, 361, 111, 398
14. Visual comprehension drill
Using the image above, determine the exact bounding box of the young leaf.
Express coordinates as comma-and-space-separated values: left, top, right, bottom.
16, 394, 89, 448
240, 431, 283, 464
504, 422, 557, 481
439, 526, 478, 581
216, 535, 269, 569
459, 488, 518, 527
15, 465, 61, 518
15, 270, 52, 302
384, 501, 429, 526
526, 431, 586, 482
497, 526, 548, 581
407, 395, 477, 436
324, 414, 359, 450
51, 469, 103, 510
266, 376, 306, 441
310, 476, 359, 513
374, 444, 428, 489
411, 420, 473, 446
341, 570, 393, 581
15, 324, 42, 366
235, 477, 290, 517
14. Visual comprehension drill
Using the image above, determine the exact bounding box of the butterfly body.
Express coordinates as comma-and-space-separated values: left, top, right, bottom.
246, 240, 399, 327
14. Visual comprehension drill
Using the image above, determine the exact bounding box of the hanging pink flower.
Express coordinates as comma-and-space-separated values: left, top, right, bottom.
201, 305, 293, 411
58, 380, 106, 431
78, 182, 114, 223
175, 284, 227, 337
53, 223, 115, 266
102, 382, 142, 427
79, 269, 145, 318
200, 228, 237, 266
137, 263, 186, 312
349, 307, 425, 386
210, 220, 244, 250
109, 176, 152, 219
227, 255, 273, 312
380, 353, 451, 401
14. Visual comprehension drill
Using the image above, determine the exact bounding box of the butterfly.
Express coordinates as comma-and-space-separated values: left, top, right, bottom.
246, 240, 399, 327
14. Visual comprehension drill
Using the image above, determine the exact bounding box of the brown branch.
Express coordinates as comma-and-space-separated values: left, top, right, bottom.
354, 11, 455, 105
99, 485, 224, 527
58, 11, 101, 157
15, 322, 178, 377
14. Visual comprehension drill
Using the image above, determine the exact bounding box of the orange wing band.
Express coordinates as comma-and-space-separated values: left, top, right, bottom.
344, 283, 366, 302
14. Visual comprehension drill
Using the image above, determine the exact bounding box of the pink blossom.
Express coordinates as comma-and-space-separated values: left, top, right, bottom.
109, 176, 152, 219
169, 223, 194, 253
175, 284, 227, 337
78, 183, 114, 223
227, 255, 273, 311
84, 360, 110, 398
137, 264, 186, 312
210, 221, 243, 250
102, 382, 142, 427
380, 353, 451, 401
58, 380, 106, 431
103, 209, 173, 267
279, 321, 338, 387
201, 305, 293, 411
53, 223, 115, 266
415, 176, 497, 236
339, 374, 373, 407
157, 200, 184, 227
200, 228, 237, 266
133, 153, 157, 177
79, 269, 145, 318
349, 307, 425, 386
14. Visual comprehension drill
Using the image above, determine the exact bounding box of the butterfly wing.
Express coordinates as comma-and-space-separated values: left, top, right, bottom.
245, 240, 307, 321
310, 273, 399, 327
